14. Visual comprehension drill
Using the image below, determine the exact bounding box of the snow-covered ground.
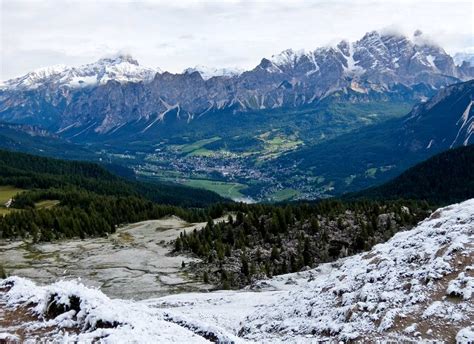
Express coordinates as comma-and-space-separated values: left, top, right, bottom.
0, 216, 223, 299
1, 199, 473, 343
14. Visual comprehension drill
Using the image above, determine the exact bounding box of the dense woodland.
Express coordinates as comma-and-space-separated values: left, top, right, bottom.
349, 145, 474, 204
0, 149, 226, 241
0, 188, 226, 241
175, 199, 432, 288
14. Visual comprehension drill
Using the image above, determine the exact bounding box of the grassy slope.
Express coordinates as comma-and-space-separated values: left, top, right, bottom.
183, 179, 247, 200
0, 186, 24, 216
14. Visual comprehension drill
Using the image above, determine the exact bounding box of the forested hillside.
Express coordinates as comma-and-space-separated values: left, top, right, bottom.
350, 145, 474, 204
176, 199, 432, 288
0, 149, 226, 241
0, 149, 224, 207
0, 122, 93, 160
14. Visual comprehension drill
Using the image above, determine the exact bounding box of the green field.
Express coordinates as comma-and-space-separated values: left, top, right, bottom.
0, 186, 24, 204
0, 186, 25, 216
0, 208, 12, 216
183, 179, 247, 200
268, 188, 300, 202
176, 137, 221, 155
257, 131, 303, 161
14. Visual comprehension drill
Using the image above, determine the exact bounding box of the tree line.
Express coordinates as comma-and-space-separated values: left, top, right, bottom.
0, 187, 226, 242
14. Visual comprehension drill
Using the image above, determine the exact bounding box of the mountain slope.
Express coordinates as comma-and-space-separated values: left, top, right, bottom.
0, 31, 472, 136
0, 122, 93, 160
350, 144, 474, 204
1, 199, 473, 342
274, 79, 474, 195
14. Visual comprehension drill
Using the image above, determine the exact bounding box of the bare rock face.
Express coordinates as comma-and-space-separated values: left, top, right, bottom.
0, 31, 473, 136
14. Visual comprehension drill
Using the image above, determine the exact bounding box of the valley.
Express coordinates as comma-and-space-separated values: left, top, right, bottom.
4, 29, 473, 202
89, 99, 415, 202
1, 16, 474, 342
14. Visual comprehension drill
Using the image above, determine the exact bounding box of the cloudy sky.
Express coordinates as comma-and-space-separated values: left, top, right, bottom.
1, 0, 473, 80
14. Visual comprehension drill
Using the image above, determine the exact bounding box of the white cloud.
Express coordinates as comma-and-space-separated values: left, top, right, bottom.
1, 0, 473, 79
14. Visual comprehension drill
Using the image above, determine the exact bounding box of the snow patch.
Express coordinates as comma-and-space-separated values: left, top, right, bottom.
184, 65, 244, 80
3, 55, 159, 90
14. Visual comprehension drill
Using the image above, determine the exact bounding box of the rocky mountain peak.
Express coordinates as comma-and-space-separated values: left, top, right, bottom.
1, 54, 159, 90
1, 30, 473, 136
96, 54, 140, 66
183, 65, 243, 80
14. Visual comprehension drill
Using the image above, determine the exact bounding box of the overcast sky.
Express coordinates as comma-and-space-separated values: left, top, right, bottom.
1, 0, 473, 80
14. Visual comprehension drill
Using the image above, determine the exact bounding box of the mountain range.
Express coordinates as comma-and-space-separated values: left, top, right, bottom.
1, 30, 473, 138
1, 30, 474, 201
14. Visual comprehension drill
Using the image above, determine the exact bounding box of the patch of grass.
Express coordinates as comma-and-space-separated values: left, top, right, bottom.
177, 137, 221, 155
187, 148, 215, 157
118, 232, 134, 243
35, 200, 60, 209
0, 185, 25, 204
0, 186, 25, 216
268, 188, 300, 202
0, 208, 12, 216
256, 132, 303, 161
365, 168, 378, 178
345, 175, 356, 186
183, 179, 247, 200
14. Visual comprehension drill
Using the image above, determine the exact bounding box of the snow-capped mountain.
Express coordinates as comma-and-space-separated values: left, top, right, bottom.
183, 65, 244, 80
1, 199, 473, 342
0, 30, 473, 135
257, 30, 460, 86
1, 55, 159, 90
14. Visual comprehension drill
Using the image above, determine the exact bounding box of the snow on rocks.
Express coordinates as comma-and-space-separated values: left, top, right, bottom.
447, 270, 474, 300
0, 277, 216, 343
1, 199, 473, 342
2, 55, 158, 90
457, 327, 474, 343
240, 199, 474, 342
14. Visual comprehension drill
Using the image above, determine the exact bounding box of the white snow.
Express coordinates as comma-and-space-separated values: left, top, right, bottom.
183, 65, 244, 80
451, 100, 474, 148
343, 43, 365, 75
1, 199, 473, 342
2, 55, 159, 90
426, 54, 437, 69
457, 327, 474, 343
0, 277, 211, 343
270, 49, 307, 68
447, 271, 474, 300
